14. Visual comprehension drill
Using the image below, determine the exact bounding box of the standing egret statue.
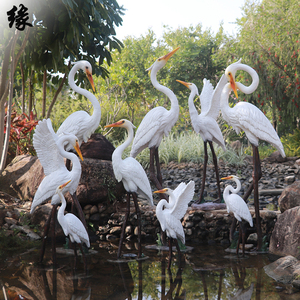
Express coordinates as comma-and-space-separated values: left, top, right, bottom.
105, 119, 153, 259
56, 60, 101, 150
176, 77, 227, 203
130, 47, 180, 192
221, 59, 285, 249
221, 175, 253, 256
154, 181, 195, 268
56, 180, 90, 269
32, 118, 84, 263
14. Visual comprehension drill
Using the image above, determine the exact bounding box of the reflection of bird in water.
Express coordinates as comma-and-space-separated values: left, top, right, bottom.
56, 60, 100, 150
228, 282, 254, 300
56, 180, 90, 269
221, 175, 253, 255
105, 119, 153, 258
177, 77, 227, 203
154, 181, 195, 268
32, 118, 84, 263
221, 59, 285, 249
130, 47, 180, 193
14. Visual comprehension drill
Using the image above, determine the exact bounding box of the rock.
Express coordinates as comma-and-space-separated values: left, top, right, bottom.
30, 203, 53, 228
278, 181, 300, 212
80, 133, 115, 161
0, 155, 44, 201
285, 175, 296, 184
269, 206, 300, 257
264, 255, 298, 284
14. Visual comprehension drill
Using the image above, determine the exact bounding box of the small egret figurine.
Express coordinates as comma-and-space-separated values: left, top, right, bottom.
177, 77, 227, 203
222, 175, 253, 256
222, 59, 285, 249
130, 48, 180, 193
56, 180, 90, 269
154, 181, 195, 268
105, 119, 153, 259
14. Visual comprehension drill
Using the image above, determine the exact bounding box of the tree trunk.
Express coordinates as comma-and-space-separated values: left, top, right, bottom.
42, 70, 47, 118
20, 61, 25, 113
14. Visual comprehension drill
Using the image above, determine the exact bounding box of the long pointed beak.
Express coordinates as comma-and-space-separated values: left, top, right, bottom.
86, 71, 95, 92
221, 176, 233, 180
176, 79, 191, 89
74, 141, 84, 161
153, 188, 168, 194
229, 73, 238, 98
59, 179, 71, 189
161, 47, 180, 62
104, 120, 123, 128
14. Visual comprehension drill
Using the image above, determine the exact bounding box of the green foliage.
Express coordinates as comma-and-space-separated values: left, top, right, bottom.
281, 128, 300, 157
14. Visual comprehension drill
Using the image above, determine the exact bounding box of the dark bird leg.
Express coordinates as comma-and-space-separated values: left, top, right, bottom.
174, 239, 182, 266
197, 141, 208, 204
117, 193, 131, 258
208, 141, 222, 202
252, 144, 262, 250
51, 205, 58, 266
40, 205, 56, 263
236, 223, 242, 256
71, 193, 87, 230
79, 243, 87, 273
132, 192, 142, 258
168, 238, 173, 269
154, 147, 162, 186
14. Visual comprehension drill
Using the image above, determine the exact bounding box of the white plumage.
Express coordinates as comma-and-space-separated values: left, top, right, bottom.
129, 48, 179, 191
56, 180, 90, 248
155, 181, 195, 244
105, 119, 153, 205
56, 60, 101, 151
222, 175, 253, 227
31, 118, 83, 213
221, 59, 285, 157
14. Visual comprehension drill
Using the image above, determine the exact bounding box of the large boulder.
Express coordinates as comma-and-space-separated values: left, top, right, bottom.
278, 181, 300, 213
269, 206, 300, 257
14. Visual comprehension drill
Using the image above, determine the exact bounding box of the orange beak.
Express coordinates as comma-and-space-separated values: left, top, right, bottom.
104, 120, 124, 128
221, 176, 233, 180
160, 47, 180, 62
228, 73, 238, 98
153, 188, 168, 194
86, 70, 95, 92
74, 141, 84, 161
176, 79, 191, 89
59, 179, 71, 189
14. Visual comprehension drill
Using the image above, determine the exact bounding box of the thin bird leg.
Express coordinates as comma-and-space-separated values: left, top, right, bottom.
117, 193, 131, 258
71, 193, 87, 230
197, 141, 208, 204
236, 222, 242, 255
253, 145, 262, 250
174, 239, 182, 266
72, 242, 78, 268
79, 243, 87, 273
241, 222, 247, 257
132, 192, 142, 258
149, 147, 165, 195
154, 147, 163, 186
51, 205, 58, 266
39, 205, 55, 263
208, 141, 222, 202
168, 238, 173, 269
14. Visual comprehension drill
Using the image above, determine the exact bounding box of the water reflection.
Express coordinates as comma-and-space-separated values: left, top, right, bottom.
0, 243, 295, 299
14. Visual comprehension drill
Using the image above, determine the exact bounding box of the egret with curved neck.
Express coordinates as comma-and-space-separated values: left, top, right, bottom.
177, 76, 227, 203
56, 60, 101, 151
105, 119, 153, 259
154, 181, 195, 268
221, 59, 285, 250
130, 48, 180, 192
222, 175, 253, 256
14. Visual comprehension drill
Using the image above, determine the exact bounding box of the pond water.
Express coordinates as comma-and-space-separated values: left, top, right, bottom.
0, 241, 297, 300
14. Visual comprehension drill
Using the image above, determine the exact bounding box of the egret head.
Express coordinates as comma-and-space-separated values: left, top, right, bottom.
104, 119, 136, 130
146, 47, 180, 73
225, 59, 243, 99
72, 60, 95, 92
63, 133, 83, 161
176, 80, 199, 96
154, 187, 170, 196
56, 179, 71, 194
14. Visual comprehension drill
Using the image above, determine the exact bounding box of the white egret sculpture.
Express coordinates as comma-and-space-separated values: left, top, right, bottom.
221, 175, 253, 255
177, 77, 227, 203
154, 181, 195, 268
105, 119, 153, 258
130, 48, 180, 192
221, 59, 285, 249
32, 118, 84, 263
56, 60, 101, 150
56, 180, 90, 268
